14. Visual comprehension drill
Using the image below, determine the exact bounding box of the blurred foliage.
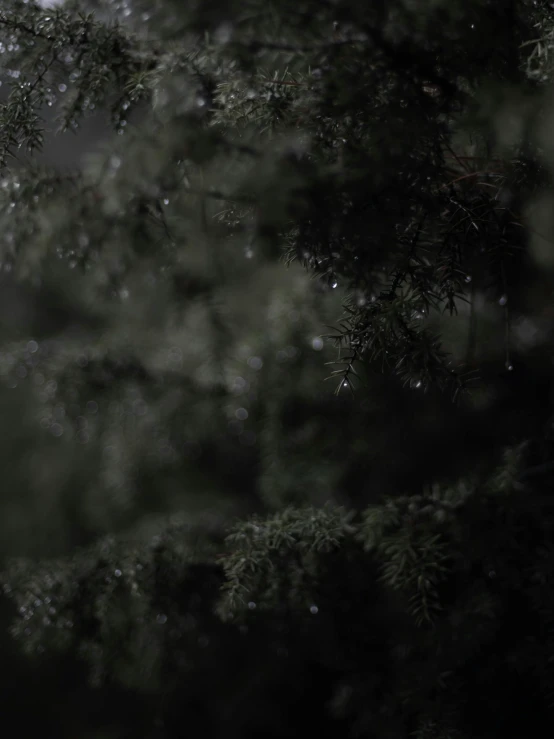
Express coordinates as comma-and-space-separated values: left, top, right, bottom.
0, 0, 554, 737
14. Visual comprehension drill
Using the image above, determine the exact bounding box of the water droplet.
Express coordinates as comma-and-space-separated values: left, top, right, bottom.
247, 356, 263, 370
214, 21, 233, 43
465, 275, 472, 283
505, 361, 514, 371
27, 340, 38, 353
499, 294, 508, 306
310, 604, 319, 614
235, 407, 248, 420
114, 569, 122, 577
312, 337, 324, 351
231, 376, 248, 394
331, 280, 338, 288
248, 601, 256, 610
58, 83, 67, 92
156, 613, 168, 624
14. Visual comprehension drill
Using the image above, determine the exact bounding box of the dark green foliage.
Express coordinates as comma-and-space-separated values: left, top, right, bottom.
0, 0, 554, 737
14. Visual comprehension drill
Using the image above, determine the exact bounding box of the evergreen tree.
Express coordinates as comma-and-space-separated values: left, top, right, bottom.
0, 0, 554, 736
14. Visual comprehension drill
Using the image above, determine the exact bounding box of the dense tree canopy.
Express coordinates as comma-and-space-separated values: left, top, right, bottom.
0, 0, 554, 737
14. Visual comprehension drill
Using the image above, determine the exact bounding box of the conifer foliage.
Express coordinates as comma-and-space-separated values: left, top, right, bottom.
0, 0, 554, 737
